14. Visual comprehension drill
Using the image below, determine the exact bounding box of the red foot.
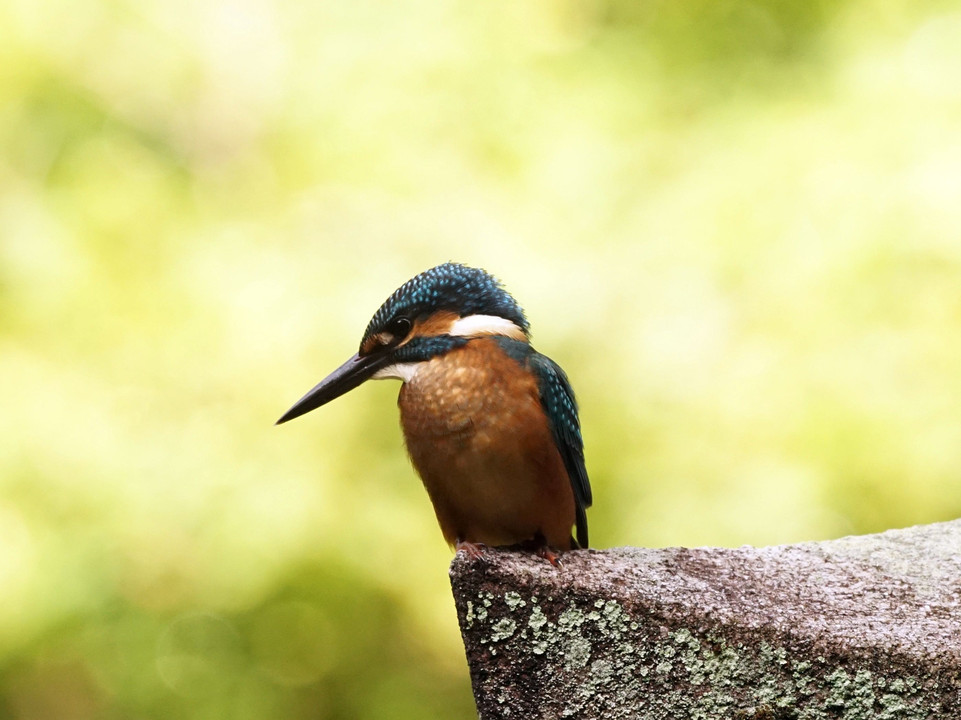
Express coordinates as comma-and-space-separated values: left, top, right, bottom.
456, 540, 487, 560
519, 534, 564, 567
536, 546, 562, 567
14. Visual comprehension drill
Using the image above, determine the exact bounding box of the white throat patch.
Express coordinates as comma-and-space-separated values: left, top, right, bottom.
372, 362, 421, 383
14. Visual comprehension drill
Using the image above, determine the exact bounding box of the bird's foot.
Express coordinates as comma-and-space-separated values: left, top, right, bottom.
455, 539, 487, 560
535, 546, 563, 567
520, 535, 563, 567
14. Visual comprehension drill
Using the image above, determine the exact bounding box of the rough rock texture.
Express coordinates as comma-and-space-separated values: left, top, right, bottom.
450, 521, 961, 719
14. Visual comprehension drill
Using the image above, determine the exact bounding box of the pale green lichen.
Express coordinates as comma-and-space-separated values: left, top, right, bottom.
465, 588, 932, 719
528, 604, 547, 632
564, 635, 592, 671
490, 618, 517, 642
557, 607, 585, 631
591, 658, 614, 682
504, 591, 526, 610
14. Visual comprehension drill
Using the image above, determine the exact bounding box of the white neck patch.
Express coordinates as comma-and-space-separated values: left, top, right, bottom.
448, 314, 526, 340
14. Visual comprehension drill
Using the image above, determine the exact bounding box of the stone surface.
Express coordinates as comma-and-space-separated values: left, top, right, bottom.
449, 521, 961, 719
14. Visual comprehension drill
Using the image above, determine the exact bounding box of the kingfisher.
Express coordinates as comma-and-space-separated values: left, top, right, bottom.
276, 263, 592, 561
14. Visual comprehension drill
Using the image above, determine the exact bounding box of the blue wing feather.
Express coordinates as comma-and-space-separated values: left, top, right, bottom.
529, 352, 592, 549
493, 338, 592, 548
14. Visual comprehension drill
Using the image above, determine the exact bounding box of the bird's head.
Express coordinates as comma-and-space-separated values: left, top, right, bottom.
277, 263, 529, 424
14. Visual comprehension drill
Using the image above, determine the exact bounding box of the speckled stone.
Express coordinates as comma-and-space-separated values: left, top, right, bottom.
450, 521, 961, 719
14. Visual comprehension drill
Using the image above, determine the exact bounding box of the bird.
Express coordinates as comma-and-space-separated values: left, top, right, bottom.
276, 262, 592, 562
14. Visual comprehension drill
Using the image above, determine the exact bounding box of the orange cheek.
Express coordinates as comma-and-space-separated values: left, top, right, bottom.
405, 311, 458, 341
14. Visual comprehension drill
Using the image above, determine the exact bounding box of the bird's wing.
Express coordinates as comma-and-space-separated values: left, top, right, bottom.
531, 352, 592, 548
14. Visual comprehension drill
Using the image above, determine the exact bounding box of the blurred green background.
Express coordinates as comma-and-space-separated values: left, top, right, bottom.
3, 0, 961, 717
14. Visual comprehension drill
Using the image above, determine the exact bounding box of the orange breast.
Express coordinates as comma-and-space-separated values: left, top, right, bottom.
398, 338, 576, 549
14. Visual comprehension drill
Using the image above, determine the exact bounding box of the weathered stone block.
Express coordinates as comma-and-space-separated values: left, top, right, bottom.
450, 521, 961, 719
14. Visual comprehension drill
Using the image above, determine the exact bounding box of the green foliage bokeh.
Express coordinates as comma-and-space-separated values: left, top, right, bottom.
2, 0, 961, 717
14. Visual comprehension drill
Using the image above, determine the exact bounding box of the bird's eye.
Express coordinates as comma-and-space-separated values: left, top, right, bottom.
386, 316, 412, 339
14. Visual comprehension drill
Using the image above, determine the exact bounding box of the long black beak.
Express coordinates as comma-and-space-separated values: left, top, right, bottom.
276, 352, 388, 425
